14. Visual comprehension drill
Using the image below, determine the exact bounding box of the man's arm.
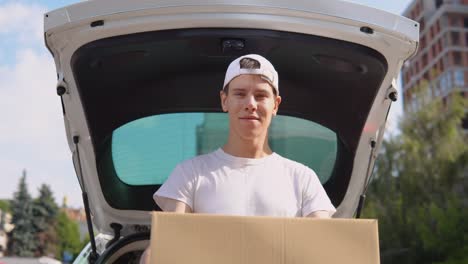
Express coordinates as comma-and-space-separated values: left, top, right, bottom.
140, 198, 192, 264
155, 196, 193, 213
306, 210, 332, 218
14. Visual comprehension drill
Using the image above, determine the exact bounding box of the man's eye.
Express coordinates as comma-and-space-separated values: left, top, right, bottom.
235, 93, 245, 96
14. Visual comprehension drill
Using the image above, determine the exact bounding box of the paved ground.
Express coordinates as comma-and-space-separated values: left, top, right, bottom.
0, 257, 61, 264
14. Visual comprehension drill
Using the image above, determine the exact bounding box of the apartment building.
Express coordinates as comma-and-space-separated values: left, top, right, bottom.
401, 0, 468, 126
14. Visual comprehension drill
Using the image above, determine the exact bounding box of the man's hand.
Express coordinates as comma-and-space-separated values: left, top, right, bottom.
140, 198, 192, 264
306, 210, 333, 218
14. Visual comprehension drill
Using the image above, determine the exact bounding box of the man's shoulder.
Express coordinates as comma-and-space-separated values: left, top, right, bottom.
176, 149, 219, 169
272, 153, 316, 176
273, 153, 305, 168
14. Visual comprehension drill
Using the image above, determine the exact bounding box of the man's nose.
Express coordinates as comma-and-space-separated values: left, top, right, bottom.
244, 95, 257, 111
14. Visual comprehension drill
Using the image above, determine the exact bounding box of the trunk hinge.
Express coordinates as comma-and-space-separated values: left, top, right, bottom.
355, 139, 376, 219
356, 84, 397, 218
106, 223, 123, 248
73, 136, 100, 263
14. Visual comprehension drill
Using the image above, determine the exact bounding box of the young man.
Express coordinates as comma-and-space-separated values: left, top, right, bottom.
141, 54, 335, 263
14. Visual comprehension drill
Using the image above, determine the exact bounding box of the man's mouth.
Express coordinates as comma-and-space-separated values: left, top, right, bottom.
239, 116, 260, 121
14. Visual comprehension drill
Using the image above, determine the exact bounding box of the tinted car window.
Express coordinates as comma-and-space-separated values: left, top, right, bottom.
111, 113, 337, 185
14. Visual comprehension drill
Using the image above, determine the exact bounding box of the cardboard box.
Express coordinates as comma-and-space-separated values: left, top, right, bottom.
150, 212, 379, 264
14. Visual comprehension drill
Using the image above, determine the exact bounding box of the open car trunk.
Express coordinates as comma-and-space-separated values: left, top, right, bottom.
44, 0, 418, 242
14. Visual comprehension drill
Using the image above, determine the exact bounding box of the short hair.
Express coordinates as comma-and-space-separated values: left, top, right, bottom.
223, 58, 277, 96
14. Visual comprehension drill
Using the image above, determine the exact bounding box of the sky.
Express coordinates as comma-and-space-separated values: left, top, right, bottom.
0, 0, 414, 208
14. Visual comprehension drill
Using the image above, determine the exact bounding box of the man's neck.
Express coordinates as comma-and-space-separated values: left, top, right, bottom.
222, 134, 272, 159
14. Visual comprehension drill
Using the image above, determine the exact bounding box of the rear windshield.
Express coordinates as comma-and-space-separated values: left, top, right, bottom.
110, 113, 337, 185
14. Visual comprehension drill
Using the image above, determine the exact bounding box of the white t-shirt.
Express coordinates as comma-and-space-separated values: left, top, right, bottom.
154, 148, 336, 217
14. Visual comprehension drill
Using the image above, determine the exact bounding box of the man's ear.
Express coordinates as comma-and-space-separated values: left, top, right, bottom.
220, 90, 228, 112
273, 95, 282, 115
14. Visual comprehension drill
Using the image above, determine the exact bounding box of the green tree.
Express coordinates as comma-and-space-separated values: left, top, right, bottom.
0, 200, 11, 231
55, 211, 82, 261
364, 91, 468, 264
8, 170, 37, 257
33, 184, 59, 257
0, 200, 11, 213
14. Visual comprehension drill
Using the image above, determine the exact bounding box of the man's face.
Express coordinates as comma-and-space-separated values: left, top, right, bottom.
220, 74, 281, 141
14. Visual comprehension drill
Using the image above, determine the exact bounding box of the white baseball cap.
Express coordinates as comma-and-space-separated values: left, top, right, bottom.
223, 54, 279, 95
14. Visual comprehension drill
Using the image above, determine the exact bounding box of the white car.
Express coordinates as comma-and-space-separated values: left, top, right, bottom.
44, 0, 418, 263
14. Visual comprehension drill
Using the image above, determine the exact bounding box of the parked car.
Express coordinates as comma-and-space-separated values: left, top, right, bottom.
44, 0, 418, 263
